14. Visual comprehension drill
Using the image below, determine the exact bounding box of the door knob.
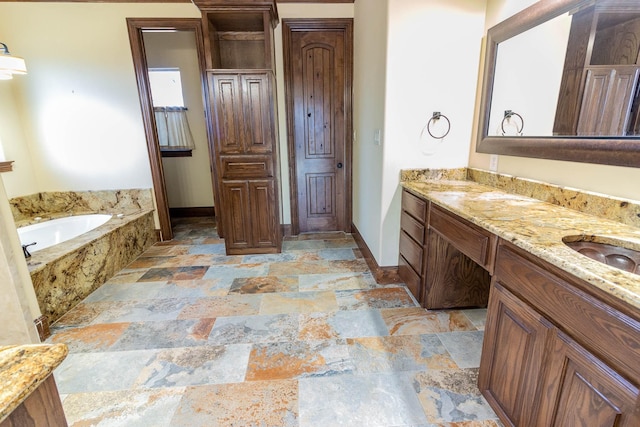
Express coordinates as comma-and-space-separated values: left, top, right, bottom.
337, 162, 343, 169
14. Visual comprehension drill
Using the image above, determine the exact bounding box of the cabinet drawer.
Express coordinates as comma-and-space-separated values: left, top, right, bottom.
429, 204, 496, 271
402, 190, 427, 222
401, 211, 425, 245
398, 255, 421, 302
399, 230, 423, 274
221, 156, 273, 179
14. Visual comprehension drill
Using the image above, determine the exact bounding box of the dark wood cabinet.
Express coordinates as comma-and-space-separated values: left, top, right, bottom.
211, 71, 281, 255
197, 0, 281, 255
480, 241, 640, 427
398, 190, 492, 309
222, 179, 279, 252
479, 281, 553, 427
398, 190, 427, 302
535, 330, 639, 427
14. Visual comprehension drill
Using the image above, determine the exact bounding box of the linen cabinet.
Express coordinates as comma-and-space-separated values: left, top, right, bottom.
195, 0, 281, 255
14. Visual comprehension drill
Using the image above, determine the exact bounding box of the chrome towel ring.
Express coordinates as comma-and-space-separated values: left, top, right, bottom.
501, 110, 524, 136
424, 111, 451, 139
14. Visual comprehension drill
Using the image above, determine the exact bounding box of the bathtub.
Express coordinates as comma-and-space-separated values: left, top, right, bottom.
18, 214, 112, 254
20, 211, 157, 326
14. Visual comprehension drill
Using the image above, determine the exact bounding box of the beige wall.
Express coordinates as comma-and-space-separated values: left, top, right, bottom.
377, 0, 487, 266
469, 0, 640, 201
352, 0, 388, 263
0, 2, 202, 198
143, 31, 215, 208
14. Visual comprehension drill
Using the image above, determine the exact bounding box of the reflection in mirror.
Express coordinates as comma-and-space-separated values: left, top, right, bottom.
489, 4, 640, 138
489, 13, 571, 136
476, 0, 640, 167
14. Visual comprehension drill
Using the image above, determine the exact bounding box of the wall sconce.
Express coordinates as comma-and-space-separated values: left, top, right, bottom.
0, 43, 27, 80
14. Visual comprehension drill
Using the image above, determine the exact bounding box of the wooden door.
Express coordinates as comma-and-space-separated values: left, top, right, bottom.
283, 19, 353, 234
535, 330, 640, 427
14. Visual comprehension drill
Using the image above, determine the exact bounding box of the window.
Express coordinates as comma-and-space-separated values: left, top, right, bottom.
148, 68, 194, 157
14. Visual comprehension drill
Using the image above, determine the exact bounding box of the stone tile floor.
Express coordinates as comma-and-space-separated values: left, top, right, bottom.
48, 217, 502, 426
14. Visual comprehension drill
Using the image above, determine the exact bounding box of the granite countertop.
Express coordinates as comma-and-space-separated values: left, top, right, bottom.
0, 343, 68, 423
402, 180, 640, 313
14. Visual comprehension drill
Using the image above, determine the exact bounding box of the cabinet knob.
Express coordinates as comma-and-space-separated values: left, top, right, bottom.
337, 162, 343, 169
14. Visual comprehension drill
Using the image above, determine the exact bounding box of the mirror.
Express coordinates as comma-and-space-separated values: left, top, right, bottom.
476, 0, 640, 167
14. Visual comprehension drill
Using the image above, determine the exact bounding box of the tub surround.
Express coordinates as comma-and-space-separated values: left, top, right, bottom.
0, 343, 68, 424
10, 190, 157, 326
10, 189, 154, 223
400, 169, 640, 313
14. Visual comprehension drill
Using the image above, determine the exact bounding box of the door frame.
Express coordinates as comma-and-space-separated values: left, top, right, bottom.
127, 18, 219, 241
282, 18, 354, 235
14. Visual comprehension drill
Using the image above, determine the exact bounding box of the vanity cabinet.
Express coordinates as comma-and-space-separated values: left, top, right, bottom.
480, 241, 640, 427
398, 190, 428, 302
398, 189, 493, 309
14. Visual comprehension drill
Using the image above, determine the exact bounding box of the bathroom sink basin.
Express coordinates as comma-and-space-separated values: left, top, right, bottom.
562, 235, 640, 275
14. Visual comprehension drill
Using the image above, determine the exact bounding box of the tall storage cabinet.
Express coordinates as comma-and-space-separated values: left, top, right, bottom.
195, 0, 281, 255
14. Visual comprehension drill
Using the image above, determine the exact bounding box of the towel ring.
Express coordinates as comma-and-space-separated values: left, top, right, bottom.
425, 112, 450, 139
501, 110, 524, 136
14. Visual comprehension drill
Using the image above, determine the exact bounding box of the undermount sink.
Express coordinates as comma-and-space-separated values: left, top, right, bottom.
563, 235, 640, 275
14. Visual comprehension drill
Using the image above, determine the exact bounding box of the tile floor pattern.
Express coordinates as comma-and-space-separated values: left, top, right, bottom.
48, 217, 502, 427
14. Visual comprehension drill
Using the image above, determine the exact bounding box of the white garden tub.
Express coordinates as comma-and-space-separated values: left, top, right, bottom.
18, 214, 112, 254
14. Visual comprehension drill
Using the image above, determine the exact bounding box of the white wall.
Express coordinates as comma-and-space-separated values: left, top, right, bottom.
143, 31, 215, 208
352, 0, 388, 264
0, 83, 38, 198
274, 3, 355, 225
469, 0, 640, 201
376, 0, 487, 266
0, 3, 202, 197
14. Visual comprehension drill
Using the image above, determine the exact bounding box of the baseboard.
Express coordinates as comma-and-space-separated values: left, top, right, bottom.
351, 223, 401, 285
34, 315, 50, 341
169, 206, 215, 218
282, 224, 292, 237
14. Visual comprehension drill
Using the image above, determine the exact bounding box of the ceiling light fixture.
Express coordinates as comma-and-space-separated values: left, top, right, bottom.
0, 42, 27, 80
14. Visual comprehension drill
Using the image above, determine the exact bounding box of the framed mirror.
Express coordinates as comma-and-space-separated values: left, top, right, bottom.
476, 0, 640, 167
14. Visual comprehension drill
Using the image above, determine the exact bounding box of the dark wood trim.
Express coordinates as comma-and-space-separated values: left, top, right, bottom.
34, 315, 50, 341
281, 224, 292, 237
278, 0, 353, 2
0, 161, 14, 173
476, 0, 640, 167
169, 206, 215, 217
160, 148, 193, 157
351, 222, 402, 285
282, 18, 353, 235
127, 18, 214, 242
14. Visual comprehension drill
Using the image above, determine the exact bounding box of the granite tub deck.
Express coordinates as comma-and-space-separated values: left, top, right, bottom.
0, 343, 68, 423
11, 190, 158, 326
401, 178, 640, 314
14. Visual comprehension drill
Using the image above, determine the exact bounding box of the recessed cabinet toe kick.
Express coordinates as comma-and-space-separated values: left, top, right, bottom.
399, 187, 640, 427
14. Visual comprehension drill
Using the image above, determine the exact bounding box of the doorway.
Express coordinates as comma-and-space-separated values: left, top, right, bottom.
127, 19, 219, 241
283, 19, 354, 234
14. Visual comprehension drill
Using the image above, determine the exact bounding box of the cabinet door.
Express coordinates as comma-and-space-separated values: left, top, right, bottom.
479, 281, 553, 427
248, 179, 279, 249
535, 330, 640, 427
211, 74, 244, 154
241, 74, 274, 154
577, 66, 640, 135
221, 181, 251, 251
